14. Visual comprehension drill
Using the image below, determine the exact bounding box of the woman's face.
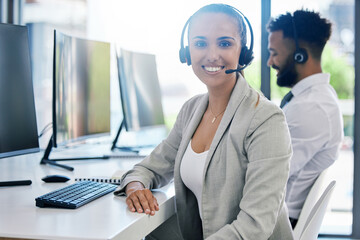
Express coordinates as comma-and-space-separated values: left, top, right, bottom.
188, 12, 242, 88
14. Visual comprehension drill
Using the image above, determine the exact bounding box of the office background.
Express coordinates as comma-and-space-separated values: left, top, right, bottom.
0, 0, 358, 238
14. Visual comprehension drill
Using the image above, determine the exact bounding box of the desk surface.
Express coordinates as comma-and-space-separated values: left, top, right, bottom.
0, 144, 175, 240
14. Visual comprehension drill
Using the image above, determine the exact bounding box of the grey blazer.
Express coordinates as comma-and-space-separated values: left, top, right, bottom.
116, 75, 294, 240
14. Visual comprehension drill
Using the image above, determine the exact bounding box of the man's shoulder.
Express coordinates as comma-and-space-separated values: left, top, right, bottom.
292, 82, 339, 108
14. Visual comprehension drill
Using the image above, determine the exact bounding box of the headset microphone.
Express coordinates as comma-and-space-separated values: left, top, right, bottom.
225, 69, 238, 74
225, 65, 247, 74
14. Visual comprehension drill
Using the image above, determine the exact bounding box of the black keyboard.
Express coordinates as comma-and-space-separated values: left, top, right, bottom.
35, 181, 117, 209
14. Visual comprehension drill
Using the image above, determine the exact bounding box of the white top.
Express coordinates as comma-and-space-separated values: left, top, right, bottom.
283, 73, 344, 219
180, 140, 208, 219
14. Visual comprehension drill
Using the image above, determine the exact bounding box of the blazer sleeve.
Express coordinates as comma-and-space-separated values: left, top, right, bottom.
207, 103, 292, 239
114, 98, 191, 195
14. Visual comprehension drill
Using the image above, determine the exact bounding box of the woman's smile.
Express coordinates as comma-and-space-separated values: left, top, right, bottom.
202, 65, 225, 73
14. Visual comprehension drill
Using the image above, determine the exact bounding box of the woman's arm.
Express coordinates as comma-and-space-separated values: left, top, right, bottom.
115, 97, 200, 214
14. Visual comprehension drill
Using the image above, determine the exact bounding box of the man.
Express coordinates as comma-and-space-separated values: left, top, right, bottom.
267, 10, 344, 229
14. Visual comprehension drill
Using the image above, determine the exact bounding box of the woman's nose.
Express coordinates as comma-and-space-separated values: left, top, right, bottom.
207, 45, 220, 62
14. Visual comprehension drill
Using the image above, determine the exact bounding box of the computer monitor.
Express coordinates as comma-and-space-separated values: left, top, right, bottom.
53, 30, 111, 147
112, 48, 165, 150
0, 23, 39, 159
40, 30, 111, 171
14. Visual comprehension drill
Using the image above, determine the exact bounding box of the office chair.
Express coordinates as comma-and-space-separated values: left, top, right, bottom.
297, 180, 336, 240
293, 168, 329, 238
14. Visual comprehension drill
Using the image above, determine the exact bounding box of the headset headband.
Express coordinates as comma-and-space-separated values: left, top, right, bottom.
179, 4, 254, 68
291, 15, 308, 63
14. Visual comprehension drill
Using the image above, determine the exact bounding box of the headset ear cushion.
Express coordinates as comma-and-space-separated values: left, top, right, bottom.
179, 48, 186, 64
239, 46, 254, 66
179, 46, 191, 65
293, 48, 308, 63
185, 46, 191, 65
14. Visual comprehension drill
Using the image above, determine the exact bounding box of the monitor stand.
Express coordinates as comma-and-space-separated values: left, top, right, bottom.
111, 120, 139, 154
40, 135, 109, 171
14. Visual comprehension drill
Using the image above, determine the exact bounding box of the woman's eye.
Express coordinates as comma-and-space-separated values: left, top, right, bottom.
219, 41, 231, 48
194, 41, 207, 48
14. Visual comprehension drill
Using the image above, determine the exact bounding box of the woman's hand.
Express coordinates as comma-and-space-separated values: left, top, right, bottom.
125, 181, 159, 216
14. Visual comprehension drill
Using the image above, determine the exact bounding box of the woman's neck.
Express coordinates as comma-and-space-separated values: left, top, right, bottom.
207, 80, 235, 114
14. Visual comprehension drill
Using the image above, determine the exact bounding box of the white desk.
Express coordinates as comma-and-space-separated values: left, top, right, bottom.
0, 144, 175, 240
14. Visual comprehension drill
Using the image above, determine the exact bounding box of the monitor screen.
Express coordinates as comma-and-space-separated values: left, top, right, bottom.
117, 48, 165, 131
0, 23, 39, 158
53, 31, 111, 147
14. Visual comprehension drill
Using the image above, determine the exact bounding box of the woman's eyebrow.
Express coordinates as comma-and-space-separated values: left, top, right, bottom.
218, 36, 235, 41
192, 36, 206, 40
192, 36, 236, 41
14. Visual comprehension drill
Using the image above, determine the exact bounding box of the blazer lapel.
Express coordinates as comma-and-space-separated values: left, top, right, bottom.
174, 75, 250, 180
174, 94, 209, 171
204, 75, 250, 172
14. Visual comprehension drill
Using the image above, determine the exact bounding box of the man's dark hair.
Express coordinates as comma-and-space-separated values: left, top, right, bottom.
267, 9, 332, 60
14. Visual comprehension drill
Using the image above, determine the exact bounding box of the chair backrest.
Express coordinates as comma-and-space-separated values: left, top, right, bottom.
293, 168, 329, 238
298, 180, 336, 240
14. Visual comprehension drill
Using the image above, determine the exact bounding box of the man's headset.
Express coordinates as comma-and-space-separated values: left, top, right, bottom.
179, 4, 254, 74
291, 15, 308, 64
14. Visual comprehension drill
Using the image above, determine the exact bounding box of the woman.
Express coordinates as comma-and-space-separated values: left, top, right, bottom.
115, 4, 294, 239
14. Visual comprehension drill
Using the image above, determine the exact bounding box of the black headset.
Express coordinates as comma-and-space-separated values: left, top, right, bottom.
291, 15, 308, 64
179, 4, 254, 71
